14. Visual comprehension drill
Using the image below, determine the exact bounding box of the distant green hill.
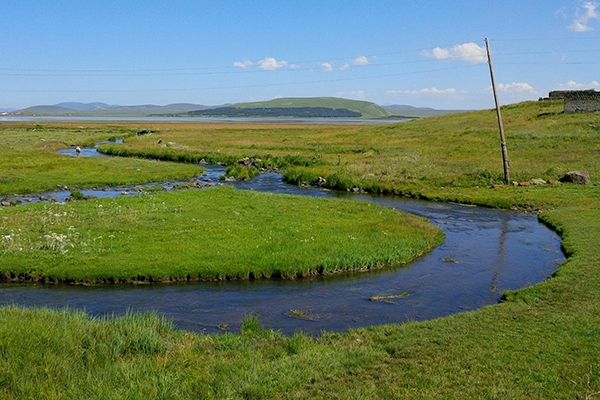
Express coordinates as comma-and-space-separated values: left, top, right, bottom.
382, 104, 466, 118
12, 99, 462, 119
15, 103, 208, 116
18, 105, 77, 115
189, 106, 362, 118
232, 97, 390, 119
56, 102, 114, 111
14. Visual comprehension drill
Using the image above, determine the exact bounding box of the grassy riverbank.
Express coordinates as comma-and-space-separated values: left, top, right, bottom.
1, 101, 600, 398
0, 122, 201, 195
96, 99, 599, 199
0, 186, 442, 282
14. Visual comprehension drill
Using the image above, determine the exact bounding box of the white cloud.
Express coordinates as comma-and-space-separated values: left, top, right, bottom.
497, 82, 537, 93
431, 47, 450, 59
560, 80, 600, 89
233, 60, 253, 69
568, 2, 600, 31
320, 57, 367, 72
353, 56, 369, 65
419, 87, 457, 95
321, 62, 333, 71
258, 57, 288, 71
387, 87, 458, 96
335, 90, 366, 99
422, 42, 487, 64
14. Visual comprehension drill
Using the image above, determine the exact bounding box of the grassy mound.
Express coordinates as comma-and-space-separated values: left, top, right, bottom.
0, 186, 442, 283
234, 97, 390, 119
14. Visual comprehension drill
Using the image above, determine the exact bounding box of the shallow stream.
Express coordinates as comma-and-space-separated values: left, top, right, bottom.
0, 145, 564, 335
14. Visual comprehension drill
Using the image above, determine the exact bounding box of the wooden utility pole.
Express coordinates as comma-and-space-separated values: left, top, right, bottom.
485, 37, 510, 185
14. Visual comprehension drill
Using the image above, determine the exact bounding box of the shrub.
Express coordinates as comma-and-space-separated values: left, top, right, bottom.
70, 191, 85, 201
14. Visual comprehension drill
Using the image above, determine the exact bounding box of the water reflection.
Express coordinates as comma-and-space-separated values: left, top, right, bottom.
0, 149, 564, 335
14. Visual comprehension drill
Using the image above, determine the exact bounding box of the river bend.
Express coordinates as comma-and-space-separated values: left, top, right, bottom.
0, 146, 564, 335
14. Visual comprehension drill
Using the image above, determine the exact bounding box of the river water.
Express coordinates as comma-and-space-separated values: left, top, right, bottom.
0, 146, 564, 335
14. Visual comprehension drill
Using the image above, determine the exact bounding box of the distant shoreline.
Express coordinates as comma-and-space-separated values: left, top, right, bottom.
0, 116, 407, 124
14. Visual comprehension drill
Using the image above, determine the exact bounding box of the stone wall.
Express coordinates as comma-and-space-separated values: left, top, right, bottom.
548, 89, 600, 113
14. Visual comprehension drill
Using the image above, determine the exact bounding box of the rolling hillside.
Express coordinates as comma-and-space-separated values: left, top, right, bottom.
14, 103, 209, 116
231, 97, 390, 119
11, 98, 464, 119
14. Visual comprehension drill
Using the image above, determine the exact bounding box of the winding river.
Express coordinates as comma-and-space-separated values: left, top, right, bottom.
0, 145, 564, 335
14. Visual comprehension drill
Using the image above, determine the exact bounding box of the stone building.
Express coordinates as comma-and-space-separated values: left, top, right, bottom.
548, 89, 600, 113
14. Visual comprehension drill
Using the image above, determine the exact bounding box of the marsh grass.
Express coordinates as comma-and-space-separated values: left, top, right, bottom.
224, 164, 261, 180
0, 122, 202, 195
369, 292, 411, 303
1, 102, 600, 398
0, 186, 442, 282
283, 309, 321, 320
94, 100, 599, 201
69, 190, 86, 200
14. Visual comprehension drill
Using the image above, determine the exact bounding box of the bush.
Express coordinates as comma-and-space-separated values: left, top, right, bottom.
225, 165, 261, 181
70, 190, 85, 201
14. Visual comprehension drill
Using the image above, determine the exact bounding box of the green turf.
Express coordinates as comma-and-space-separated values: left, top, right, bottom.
1, 101, 600, 398
0, 122, 201, 195
0, 186, 442, 282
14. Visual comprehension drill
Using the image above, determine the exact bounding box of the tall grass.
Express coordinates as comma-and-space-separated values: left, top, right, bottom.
0, 186, 442, 282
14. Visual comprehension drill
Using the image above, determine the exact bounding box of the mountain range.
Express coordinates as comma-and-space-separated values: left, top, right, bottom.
9, 98, 465, 119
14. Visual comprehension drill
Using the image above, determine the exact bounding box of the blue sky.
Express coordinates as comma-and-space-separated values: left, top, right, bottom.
1, 0, 599, 110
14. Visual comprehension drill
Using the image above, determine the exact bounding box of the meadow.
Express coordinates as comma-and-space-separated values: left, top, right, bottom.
0, 122, 201, 195
0, 186, 442, 282
96, 100, 599, 209
1, 100, 600, 398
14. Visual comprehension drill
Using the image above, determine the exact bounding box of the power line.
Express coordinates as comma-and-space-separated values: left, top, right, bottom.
0, 40, 480, 76
1, 36, 597, 97
1, 48, 596, 78
0, 59, 442, 77
2, 65, 483, 93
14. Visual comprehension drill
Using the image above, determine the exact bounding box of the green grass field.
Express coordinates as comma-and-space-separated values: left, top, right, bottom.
0, 186, 442, 282
96, 99, 599, 203
1, 100, 600, 398
0, 122, 201, 195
